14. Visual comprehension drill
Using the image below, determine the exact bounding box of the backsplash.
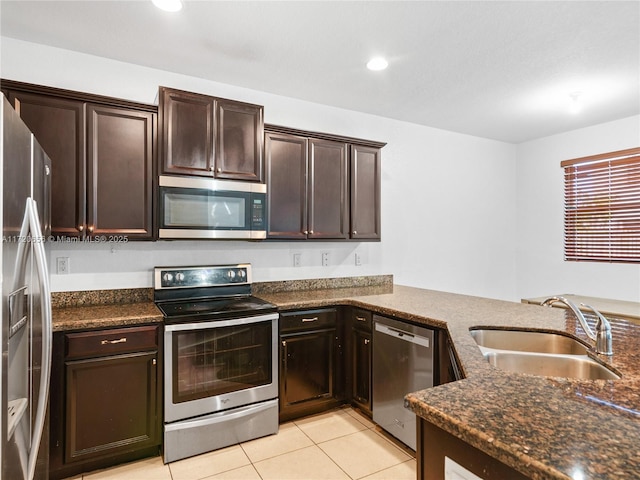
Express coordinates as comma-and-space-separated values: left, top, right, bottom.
52, 274, 394, 308
252, 275, 393, 294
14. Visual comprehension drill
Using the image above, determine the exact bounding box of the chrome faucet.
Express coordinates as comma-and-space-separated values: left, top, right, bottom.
541, 296, 613, 356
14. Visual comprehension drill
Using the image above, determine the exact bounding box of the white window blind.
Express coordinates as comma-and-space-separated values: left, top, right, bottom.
562, 147, 640, 263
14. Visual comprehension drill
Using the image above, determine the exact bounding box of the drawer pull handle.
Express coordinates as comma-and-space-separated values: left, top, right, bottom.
302, 317, 318, 323
356, 316, 367, 322
101, 337, 127, 345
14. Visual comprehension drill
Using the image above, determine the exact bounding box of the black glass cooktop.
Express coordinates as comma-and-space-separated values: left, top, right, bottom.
157, 295, 276, 322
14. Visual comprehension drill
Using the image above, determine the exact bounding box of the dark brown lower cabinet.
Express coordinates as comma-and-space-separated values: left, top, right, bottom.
350, 308, 372, 414
50, 325, 161, 480
279, 308, 343, 422
418, 420, 529, 480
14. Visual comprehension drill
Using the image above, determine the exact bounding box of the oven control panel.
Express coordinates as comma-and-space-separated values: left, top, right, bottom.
155, 264, 251, 289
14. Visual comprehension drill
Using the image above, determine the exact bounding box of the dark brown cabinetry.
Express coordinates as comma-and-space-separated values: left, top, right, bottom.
49, 325, 161, 480
159, 86, 264, 181
279, 308, 344, 421
86, 105, 154, 237
265, 125, 384, 241
418, 420, 528, 480
3, 81, 156, 239
350, 145, 381, 240
265, 130, 348, 239
350, 308, 372, 414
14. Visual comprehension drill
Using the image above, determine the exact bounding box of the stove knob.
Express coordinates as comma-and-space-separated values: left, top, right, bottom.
175, 272, 185, 282
163, 272, 174, 283
227, 270, 236, 280
238, 270, 246, 280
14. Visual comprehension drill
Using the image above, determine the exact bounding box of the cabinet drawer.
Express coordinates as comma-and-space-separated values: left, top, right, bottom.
65, 325, 159, 360
280, 308, 336, 333
352, 308, 372, 331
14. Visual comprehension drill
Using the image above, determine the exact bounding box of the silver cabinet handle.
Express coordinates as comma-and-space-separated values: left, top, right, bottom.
353, 230, 357, 235
87, 225, 94, 233
78, 225, 84, 232
101, 337, 127, 345
217, 167, 222, 173
302, 317, 318, 323
356, 316, 367, 322
364, 339, 370, 345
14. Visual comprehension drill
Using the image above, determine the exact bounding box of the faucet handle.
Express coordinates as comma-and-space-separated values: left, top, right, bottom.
580, 303, 613, 356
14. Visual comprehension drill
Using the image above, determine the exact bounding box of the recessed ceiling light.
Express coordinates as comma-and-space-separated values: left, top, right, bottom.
152, 0, 183, 12
569, 91, 582, 114
367, 57, 388, 71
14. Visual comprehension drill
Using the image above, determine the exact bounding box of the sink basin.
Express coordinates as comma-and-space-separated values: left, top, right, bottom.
483, 350, 620, 380
470, 328, 589, 355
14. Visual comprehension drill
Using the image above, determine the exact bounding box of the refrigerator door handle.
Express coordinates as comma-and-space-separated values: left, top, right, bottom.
25, 198, 52, 480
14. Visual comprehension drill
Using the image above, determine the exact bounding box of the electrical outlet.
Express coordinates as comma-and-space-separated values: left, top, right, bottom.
355, 252, 362, 266
56, 257, 70, 275
293, 253, 301, 267
322, 252, 329, 267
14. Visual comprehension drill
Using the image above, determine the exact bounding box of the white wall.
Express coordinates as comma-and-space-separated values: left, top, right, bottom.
2, 37, 516, 299
515, 115, 640, 302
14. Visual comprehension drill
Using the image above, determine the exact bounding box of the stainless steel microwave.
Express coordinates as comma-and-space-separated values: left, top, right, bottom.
158, 176, 267, 239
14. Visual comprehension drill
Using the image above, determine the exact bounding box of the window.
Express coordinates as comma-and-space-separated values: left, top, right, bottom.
562, 147, 640, 263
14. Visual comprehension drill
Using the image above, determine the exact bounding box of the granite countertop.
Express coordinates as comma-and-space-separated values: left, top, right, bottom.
51, 288, 163, 332
51, 281, 640, 479
52, 302, 163, 332
258, 285, 640, 480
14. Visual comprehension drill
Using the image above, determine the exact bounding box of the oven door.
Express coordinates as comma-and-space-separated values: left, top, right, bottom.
164, 313, 278, 423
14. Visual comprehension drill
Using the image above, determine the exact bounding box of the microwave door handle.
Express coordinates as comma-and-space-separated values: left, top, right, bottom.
25, 198, 53, 480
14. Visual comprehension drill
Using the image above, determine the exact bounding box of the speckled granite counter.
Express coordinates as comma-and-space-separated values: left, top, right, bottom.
257, 285, 640, 480
52, 288, 162, 332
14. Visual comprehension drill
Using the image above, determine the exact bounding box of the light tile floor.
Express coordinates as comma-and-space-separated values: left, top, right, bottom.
64, 407, 416, 480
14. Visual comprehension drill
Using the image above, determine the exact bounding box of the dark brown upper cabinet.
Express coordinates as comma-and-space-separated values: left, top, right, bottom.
350, 145, 381, 240
265, 131, 348, 239
265, 125, 384, 241
265, 132, 308, 239
86, 105, 154, 238
4, 81, 156, 240
308, 138, 349, 239
216, 99, 264, 181
159, 87, 264, 182
7, 91, 86, 238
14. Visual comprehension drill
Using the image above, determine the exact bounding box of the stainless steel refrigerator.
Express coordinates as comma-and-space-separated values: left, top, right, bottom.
0, 95, 52, 480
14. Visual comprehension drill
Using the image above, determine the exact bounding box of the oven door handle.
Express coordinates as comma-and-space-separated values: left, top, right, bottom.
164, 313, 279, 332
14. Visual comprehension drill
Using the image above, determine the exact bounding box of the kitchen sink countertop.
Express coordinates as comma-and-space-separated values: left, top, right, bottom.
258, 284, 640, 480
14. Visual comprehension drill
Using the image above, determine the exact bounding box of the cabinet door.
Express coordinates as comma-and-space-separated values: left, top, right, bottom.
281, 329, 335, 409
265, 132, 308, 239
215, 99, 264, 181
352, 329, 372, 413
160, 87, 215, 176
350, 145, 381, 240
65, 351, 159, 464
308, 139, 349, 239
9, 91, 86, 237
86, 104, 154, 239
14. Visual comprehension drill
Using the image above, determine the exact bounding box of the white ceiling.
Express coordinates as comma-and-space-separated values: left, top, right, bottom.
1, 1, 639, 143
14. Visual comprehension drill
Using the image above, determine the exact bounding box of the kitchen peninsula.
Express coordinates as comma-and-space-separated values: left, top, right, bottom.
52, 280, 640, 480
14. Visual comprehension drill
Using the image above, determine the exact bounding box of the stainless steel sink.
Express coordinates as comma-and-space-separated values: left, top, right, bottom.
470, 328, 589, 355
482, 350, 620, 380
470, 328, 620, 380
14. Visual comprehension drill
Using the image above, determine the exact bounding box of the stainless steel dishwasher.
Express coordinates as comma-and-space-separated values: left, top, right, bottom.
373, 314, 434, 450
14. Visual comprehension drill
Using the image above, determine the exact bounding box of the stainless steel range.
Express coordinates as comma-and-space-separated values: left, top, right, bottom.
154, 264, 278, 463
